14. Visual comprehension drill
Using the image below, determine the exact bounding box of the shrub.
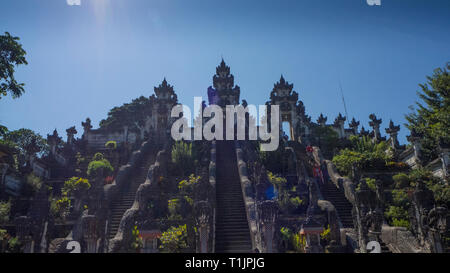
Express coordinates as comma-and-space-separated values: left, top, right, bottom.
320, 225, 331, 243
267, 172, 287, 193
50, 196, 71, 219
171, 141, 194, 175
62, 177, 90, 196
0, 201, 11, 224
332, 136, 393, 176
385, 205, 410, 229
391, 189, 409, 207
393, 173, 410, 189
25, 173, 42, 194
159, 224, 188, 253
131, 226, 143, 251
87, 153, 114, 178
168, 198, 181, 220
105, 140, 117, 150
178, 174, 201, 194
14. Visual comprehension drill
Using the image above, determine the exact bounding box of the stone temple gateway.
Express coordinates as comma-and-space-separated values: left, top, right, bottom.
1, 59, 448, 254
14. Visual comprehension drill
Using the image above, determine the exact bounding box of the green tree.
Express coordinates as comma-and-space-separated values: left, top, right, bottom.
0, 128, 48, 168
0, 32, 28, 99
100, 96, 153, 140
405, 62, 450, 164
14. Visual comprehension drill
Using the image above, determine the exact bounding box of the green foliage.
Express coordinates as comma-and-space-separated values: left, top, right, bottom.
167, 198, 181, 220
178, 174, 201, 194
365, 178, 376, 191
332, 136, 392, 177
320, 225, 331, 242
22, 173, 43, 197
99, 96, 153, 136
385, 205, 410, 229
105, 141, 117, 150
427, 181, 450, 207
159, 224, 188, 253
260, 145, 286, 174
0, 32, 28, 99
312, 125, 340, 152
87, 153, 113, 177
0, 128, 49, 162
391, 189, 410, 207
393, 173, 410, 188
131, 226, 143, 251
62, 177, 91, 196
279, 227, 306, 252
0, 200, 11, 224
405, 63, 450, 165
171, 141, 194, 175
267, 172, 287, 192
292, 233, 306, 252
50, 196, 71, 219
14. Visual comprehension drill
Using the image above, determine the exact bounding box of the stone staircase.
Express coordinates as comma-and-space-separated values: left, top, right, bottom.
215, 141, 252, 253
321, 182, 354, 228
107, 152, 155, 240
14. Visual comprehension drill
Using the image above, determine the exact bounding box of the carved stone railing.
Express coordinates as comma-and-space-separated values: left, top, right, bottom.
108, 147, 168, 252
104, 140, 155, 207
235, 141, 258, 252
381, 225, 425, 253
205, 140, 217, 252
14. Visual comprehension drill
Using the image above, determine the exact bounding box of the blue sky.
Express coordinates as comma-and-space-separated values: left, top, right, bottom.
0, 0, 449, 144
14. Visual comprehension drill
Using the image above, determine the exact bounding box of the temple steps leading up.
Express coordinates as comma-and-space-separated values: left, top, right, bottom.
320, 182, 354, 229
215, 141, 252, 253
107, 152, 155, 240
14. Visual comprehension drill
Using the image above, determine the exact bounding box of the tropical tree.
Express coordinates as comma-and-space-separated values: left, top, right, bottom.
0, 32, 28, 99
0, 128, 48, 169
405, 62, 450, 164
100, 96, 153, 140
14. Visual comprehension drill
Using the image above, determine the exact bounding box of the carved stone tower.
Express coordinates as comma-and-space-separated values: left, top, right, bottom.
213, 59, 240, 107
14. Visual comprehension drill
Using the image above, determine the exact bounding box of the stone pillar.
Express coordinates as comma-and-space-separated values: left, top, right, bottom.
194, 201, 212, 253
407, 129, 423, 168
354, 179, 374, 253
369, 114, 382, 142
47, 129, 61, 155
15, 216, 33, 253
82, 215, 98, 253
438, 139, 449, 180
385, 120, 400, 150
257, 200, 278, 253
81, 118, 92, 141
349, 118, 360, 135
66, 126, 77, 146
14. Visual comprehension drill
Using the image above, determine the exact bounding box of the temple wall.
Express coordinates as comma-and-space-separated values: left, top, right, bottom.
86, 131, 137, 149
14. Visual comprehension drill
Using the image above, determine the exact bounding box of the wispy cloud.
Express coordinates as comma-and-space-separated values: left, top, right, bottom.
66, 0, 81, 6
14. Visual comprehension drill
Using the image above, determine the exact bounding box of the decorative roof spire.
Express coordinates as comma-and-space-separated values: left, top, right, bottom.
270, 75, 297, 103
360, 126, 369, 136
317, 113, 327, 125
154, 78, 177, 103
47, 129, 62, 145
212, 59, 240, 106
385, 120, 400, 135
349, 118, 360, 129
333, 113, 346, 127
349, 117, 360, 134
